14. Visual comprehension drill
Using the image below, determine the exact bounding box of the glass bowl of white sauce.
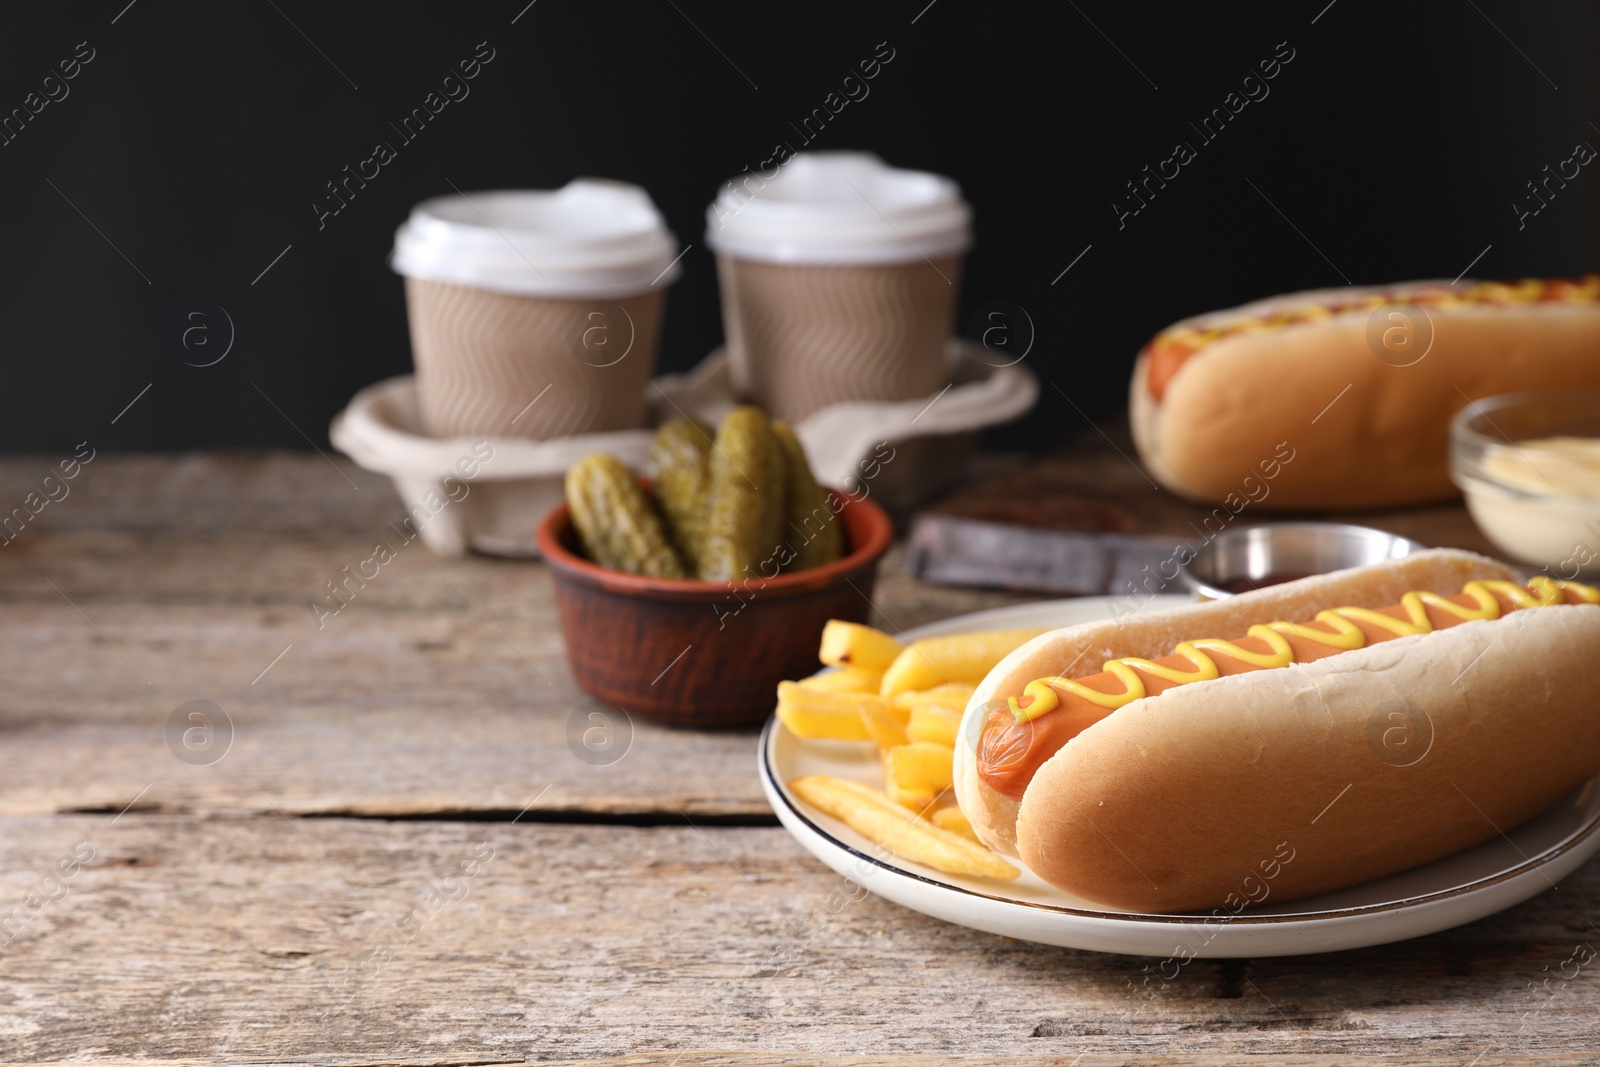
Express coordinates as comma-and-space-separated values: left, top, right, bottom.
1452, 391, 1600, 576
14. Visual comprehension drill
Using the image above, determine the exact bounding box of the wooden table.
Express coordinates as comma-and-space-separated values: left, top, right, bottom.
1, 443, 1595, 1066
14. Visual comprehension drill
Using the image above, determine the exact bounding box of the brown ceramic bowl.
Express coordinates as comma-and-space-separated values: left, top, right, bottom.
537, 489, 894, 729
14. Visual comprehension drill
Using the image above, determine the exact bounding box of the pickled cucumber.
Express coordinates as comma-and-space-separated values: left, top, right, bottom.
699, 406, 786, 583
649, 417, 714, 572
772, 421, 843, 571
565, 453, 686, 579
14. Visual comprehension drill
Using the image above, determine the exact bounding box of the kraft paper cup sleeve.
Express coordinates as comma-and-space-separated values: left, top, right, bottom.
404, 277, 664, 440
705, 153, 974, 424
392, 181, 681, 441
714, 254, 959, 422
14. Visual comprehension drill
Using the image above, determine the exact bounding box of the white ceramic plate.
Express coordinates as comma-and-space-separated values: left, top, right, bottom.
760, 595, 1600, 957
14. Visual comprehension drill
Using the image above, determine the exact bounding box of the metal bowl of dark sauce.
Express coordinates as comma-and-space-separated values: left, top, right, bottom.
1179, 523, 1427, 601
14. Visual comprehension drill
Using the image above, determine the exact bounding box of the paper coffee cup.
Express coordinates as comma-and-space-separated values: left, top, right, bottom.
393, 181, 681, 439
705, 153, 971, 422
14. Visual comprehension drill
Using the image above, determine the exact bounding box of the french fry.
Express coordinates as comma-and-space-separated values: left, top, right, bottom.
819, 620, 906, 673
892, 683, 975, 712
884, 741, 956, 793
931, 805, 980, 843
906, 703, 962, 748
788, 775, 1018, 880
797, 667, 883, 694
879, 628, 1047, 697
858, 700, 910, 750
884, 776, 939, 813
775, 681, 877, 741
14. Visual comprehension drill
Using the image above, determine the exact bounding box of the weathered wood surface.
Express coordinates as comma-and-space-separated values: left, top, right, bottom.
0, 454, 1036, 820
2, 814, 1598, 1064
932, 421, 1500, 558
1, 449, 1589, 1066
0, 448, 1495, 821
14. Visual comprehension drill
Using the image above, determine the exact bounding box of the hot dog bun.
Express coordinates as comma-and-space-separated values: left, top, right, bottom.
1128, 279, 1600, 509
953, 549, 1600, 912
955, 548, 1518, 858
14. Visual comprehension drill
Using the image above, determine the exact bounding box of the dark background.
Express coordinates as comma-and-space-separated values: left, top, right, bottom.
0, 0, 1593, 454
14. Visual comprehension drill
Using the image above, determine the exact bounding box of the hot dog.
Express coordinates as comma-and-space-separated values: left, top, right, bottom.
952, 549, 1600, 912
1128, 276, 1600, 509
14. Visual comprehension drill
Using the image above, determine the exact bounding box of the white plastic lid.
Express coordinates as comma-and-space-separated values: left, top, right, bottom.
704, 152, 971, 266
391, 180, 682, 298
